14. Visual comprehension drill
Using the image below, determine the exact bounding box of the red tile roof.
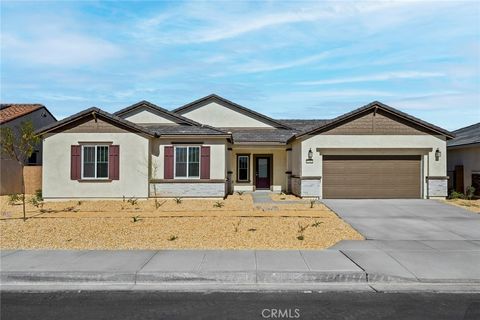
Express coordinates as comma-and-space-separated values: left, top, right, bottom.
0, 104, 44, 124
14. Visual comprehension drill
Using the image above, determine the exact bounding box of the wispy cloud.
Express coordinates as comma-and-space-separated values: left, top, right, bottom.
233, 51, 333, 74
2, 32, 122, 66
297, 71, 445, 85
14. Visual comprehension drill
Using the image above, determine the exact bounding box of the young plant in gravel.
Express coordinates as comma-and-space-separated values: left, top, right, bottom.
297, 223, 310, 240
233, 219, 242, 232
213, 201, 224, 208
174, 197, 182, 204
127, 196, 138, 206
311, 221, 323, 228
28, 196, 43, 209
132, 215, 142, 223
154, 199, 166, 209
1, 120, 40, 221
8, 193, 22, 206
168, 235, 178, 241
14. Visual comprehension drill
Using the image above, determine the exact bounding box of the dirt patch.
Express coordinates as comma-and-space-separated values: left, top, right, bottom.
445, 199, 480, 213
0, 195, 364, 249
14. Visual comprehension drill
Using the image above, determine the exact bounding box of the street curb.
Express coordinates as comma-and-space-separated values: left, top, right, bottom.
3, 271, 479, 286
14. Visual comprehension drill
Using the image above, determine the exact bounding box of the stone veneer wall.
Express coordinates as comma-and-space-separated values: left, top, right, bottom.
427, 177, 448, 198
290, 177, 321, 198
150, 182, 226, 198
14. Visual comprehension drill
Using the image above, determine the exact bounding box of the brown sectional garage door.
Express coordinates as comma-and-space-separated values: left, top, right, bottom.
323, 155, 421, 199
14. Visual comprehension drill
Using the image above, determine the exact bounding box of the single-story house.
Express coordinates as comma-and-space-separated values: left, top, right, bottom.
36, 94, 454, 200
0, 104, 57, 195
447, 122, 480, 196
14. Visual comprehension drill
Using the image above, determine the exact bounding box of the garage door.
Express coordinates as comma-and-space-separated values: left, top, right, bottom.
323, 155, 421, 199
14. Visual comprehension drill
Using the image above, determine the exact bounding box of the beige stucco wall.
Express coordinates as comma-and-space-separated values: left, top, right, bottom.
180, 102, 273, 128
123, 109, 176, 124
151, 138, 227, 180
42, 132, 150, 199
299, 134, 447, 199
447, 146, 480, 190
230, 146, 287, 192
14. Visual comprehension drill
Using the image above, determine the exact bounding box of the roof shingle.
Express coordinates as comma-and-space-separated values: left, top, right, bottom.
448, 122, 480, 147
0, 104, 44, 124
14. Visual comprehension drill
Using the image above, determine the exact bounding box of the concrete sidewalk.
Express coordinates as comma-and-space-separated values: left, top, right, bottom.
2, 242, 480, 292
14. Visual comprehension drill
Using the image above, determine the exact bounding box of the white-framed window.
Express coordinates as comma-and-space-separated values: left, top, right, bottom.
174, 146, 200, 178
82, 145, 109, 179
237, 155, 249, 182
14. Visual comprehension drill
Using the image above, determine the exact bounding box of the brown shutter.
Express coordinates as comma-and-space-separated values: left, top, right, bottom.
70, 145, 81, 180
201, 146, 210, 179
109, 145, 120, 180
164, 146, 174, 179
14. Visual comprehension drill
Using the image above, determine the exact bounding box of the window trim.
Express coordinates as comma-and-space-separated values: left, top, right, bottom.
236, 154, 250, 183
81, 144, 110, 180
174, 146, 201, 179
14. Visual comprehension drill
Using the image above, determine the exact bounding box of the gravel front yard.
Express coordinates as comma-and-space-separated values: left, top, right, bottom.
445, 199, 480, 213
0, 194, 363, 249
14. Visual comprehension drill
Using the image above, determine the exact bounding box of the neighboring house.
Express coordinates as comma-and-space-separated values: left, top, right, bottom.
0, 104, 57, 195
36, 95, 454, 200
447, 122, 480, 196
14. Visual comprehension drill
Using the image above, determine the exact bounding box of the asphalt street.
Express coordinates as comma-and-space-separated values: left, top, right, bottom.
1, 291, 479, 320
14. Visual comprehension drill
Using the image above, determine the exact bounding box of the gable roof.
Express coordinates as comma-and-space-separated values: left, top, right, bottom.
293, 101, 455, 140
114, 100, 199, 126
35, 107, 156, 137
0, 104, 56, 124
172, 94, 293, 129
447, 122, 480, 147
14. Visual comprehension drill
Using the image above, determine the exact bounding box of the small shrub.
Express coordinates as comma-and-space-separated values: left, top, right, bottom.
449, 191, 465, 199
8, 193, 22, 205
213, 201, 224, 208
168, 235, 178, 241
310, 199, 316, 208
297, 222, 310, 241
233, 219, 241, 232
132, 215, 142, 223
466, 186, 476, 200
34, 189, 43, 201
311, 221, 323, 228
127, 196, 138, 206
28, 197, 43, 208
174, 197, 182, 204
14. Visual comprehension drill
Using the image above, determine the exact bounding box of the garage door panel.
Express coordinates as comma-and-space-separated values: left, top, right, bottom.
323, 155, 421, 199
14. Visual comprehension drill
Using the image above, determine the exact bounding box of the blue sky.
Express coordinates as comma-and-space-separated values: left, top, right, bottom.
1, 1, 479, 130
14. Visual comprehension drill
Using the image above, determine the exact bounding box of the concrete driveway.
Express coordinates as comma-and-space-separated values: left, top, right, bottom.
323, 200, 480, 240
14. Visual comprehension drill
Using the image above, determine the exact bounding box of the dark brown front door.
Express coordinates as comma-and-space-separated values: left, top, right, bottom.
255, 157, 271, 189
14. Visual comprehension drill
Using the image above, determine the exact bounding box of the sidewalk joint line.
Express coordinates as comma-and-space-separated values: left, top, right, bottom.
298, 250, 311, 271
134, 250, 159, 284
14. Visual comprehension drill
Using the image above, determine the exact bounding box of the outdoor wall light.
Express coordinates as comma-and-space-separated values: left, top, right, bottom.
435, 148, 441, 161
306, 148, 314, 164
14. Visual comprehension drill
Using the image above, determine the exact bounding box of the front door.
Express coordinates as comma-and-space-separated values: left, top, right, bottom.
255, 157, 271, 189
